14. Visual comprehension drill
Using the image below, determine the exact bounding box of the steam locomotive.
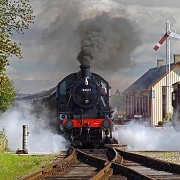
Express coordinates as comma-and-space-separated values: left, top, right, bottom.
15, 65, 115, 146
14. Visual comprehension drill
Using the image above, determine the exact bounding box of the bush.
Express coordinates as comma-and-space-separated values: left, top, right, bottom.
0, 128, 8, 151
0, 75, 16, 112
158, 113, 172, 125
163, 113, 172, 122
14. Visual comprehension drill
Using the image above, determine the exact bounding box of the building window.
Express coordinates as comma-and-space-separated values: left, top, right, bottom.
162, 86, 166, 119
137, 97, 139, 113
143, 96, 147, 112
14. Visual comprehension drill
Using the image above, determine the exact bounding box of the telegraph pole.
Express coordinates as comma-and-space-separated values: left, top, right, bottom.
166, 21, 171, 115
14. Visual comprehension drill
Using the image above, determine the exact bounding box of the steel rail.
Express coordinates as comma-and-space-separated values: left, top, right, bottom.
90, 162, 112, 180
115, 148, 180, 179
77, 147, 153, 179
116, 148, 180, 174
19, 146, 180, 179
111, 162, 154, 180
109, 148, 154, 179
19, 147, 76, 180
19, 147, 115, 180
77, 148, 113, 179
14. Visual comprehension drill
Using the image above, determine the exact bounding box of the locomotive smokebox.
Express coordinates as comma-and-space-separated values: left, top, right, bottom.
80, 65, 91, 79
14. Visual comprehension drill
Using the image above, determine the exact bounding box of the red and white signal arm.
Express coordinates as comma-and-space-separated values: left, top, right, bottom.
153, 32, 170, 51
153, 31, 180, 51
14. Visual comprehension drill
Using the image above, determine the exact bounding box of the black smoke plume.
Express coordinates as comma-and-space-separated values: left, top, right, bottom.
77, 13, 141, 72
38, 1, 141, 73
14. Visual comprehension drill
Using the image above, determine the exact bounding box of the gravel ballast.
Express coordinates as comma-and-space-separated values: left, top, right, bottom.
133, 151, 180, 165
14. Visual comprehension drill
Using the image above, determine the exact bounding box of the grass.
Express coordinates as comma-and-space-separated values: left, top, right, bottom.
0, 152, 57, 180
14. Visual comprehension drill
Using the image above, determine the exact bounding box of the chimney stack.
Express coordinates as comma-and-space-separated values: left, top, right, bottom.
80, 65, 91, 79
157, 59, 164, 68
174, 54, 180, 64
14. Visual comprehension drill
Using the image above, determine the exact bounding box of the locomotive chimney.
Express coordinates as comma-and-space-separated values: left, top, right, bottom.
80, 65, 91, 78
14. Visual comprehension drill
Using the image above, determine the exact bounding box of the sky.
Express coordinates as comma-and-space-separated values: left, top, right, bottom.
6, 0, 180, 94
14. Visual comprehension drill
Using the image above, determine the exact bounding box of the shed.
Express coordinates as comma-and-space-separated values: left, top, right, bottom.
124, 55, 180, 126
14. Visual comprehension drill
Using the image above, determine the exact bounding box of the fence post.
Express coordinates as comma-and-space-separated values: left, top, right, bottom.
16, 125, 29, 154
22, 125, 28, 154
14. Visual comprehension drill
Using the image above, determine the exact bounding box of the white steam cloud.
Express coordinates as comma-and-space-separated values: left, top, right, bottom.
114, 121, 180, 151
0, 102, 68, 153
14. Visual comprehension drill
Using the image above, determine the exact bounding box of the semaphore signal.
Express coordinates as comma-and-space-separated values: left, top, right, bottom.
153, 21, 180, 115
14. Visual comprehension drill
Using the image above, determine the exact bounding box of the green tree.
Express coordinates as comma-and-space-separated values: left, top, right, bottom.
0, 75, 16, 112
0, 0, 34, 111
0, 0, 34, 58
0, 127, 8, 150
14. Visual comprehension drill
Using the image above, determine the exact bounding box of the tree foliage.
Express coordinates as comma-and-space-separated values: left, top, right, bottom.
0, 0, 34, 59
0, 0, 34, 112
0, 127, 8, 150
0, 74, 16, 112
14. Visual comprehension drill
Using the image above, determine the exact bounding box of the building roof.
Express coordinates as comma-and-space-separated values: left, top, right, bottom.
124, 62, 179, 94
15, 87, 57, 101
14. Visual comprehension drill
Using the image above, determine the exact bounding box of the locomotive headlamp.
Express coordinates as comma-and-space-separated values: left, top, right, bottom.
108, 114, 112, 118
102, 119, 111, 128
64, 120, 74, 129
107, 113, 115, 119
59, 114, 67, 120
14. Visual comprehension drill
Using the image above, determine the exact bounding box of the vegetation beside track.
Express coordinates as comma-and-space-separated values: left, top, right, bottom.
0, 153, 57, 180
0, 128, 8, 151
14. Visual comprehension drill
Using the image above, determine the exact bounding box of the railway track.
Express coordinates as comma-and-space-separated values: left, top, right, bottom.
115, 147, 180, 179
19, 145, 180, 180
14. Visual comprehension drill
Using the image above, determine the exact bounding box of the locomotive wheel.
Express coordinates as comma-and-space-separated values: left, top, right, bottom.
104, 129, 109, 136
102, 136, 119, 145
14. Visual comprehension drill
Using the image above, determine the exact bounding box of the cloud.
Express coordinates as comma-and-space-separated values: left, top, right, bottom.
7, 0, 180, 93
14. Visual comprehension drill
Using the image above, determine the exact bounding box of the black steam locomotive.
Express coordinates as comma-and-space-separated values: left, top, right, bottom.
15, 65, 115, 146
